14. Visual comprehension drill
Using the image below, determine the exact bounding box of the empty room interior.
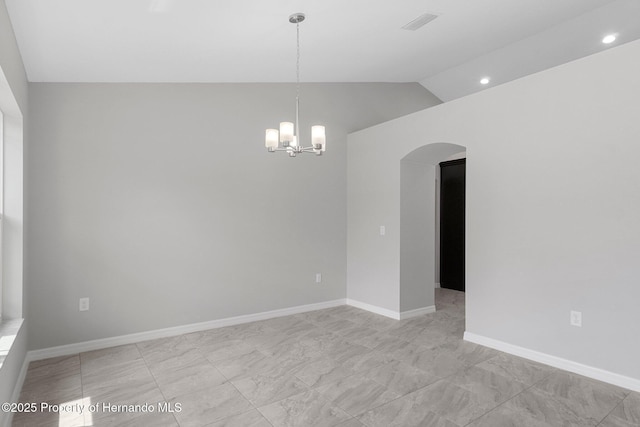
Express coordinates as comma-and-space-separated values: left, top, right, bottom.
1, 0, 640, 426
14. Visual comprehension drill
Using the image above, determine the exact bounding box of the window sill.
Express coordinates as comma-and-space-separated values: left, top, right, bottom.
0, 318, 24, 371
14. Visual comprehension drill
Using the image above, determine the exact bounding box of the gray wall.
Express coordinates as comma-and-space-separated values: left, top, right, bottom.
348, 40, 640, 381
400, 160, 435, 312
0, 0, 27, 423
399, 144, 465, 313
26, 82, 440, 350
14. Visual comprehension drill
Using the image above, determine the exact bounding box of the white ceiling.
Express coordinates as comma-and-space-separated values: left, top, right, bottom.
6, 0, 640, 101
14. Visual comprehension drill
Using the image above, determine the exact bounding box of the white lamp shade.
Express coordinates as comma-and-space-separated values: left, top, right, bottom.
280, 122, 294, 143
265, 129, 279, 148
312, 125, 326, 151
290, 135, 298, 147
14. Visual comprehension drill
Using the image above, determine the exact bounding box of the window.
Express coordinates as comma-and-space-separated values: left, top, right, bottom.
0, 70, 24, 321
0, 108, 4, 316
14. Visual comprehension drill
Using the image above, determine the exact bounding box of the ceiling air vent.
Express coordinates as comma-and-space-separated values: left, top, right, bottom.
401, 13, 439, 31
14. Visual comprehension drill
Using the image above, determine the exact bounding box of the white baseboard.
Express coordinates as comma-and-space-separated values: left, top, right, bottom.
28, 299, 346, 362
400, 305, 436, 320
3, 353, 30, 427
464, 332, 640, 393
346, 299, 400, 320
346, 299, 436, 321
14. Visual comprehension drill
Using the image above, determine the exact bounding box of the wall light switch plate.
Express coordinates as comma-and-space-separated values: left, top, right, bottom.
79, 297, 90, 312
570, 310, 582, 327
315, 273, 322, 283
379, 226, 386, 236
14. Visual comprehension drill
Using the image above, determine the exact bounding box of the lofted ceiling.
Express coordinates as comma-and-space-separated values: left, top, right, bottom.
6, 0, 640, 101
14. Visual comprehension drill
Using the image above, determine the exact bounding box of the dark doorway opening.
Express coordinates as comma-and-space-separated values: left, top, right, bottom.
439, 158, 466, 292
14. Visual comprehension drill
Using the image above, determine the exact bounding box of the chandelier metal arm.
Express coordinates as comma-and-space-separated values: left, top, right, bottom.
268, 145, 323, 156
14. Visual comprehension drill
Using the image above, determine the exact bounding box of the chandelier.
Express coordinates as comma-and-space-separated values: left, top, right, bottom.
265, 13, 326, 157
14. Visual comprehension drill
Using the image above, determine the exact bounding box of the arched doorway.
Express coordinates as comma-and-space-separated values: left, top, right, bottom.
399, 143, 466, 316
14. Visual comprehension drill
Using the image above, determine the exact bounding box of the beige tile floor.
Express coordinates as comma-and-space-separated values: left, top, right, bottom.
12, 289, 640, 426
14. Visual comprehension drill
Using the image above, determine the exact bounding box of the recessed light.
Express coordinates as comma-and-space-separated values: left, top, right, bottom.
480, 77, 490, 85
602, 34, 617, 44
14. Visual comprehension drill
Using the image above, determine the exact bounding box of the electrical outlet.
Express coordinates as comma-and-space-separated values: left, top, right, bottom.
315, 273, 322, 283
570, 310, 582, 327
79, 297, 90, 312
379, 225, 386, 236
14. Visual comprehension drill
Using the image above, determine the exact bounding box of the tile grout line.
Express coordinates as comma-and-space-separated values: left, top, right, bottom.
460, 364, 557, 426
230, 316, 372, 426
253, 405, 277, 427
530, 370, 630, 426
238, 322, 334, 424
78, 354, 87, 426
202, 342, 267, 425
219, 333, 282, 427
324, 308, 470, 423
167, 334, 277, 427
350, 307, 470, 425
339, 313, 513, 425
593, 396, 626, 427
135, 342, 182, 426
142, 333, 275, 426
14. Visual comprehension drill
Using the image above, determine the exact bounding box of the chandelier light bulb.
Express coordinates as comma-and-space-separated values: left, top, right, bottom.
265, 129, 279, 149
279, 122, 294, 143
312, 125, 326, 151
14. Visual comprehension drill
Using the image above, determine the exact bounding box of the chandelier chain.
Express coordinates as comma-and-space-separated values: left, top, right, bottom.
295, 20, 301, 141
296, 20, 300, 99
